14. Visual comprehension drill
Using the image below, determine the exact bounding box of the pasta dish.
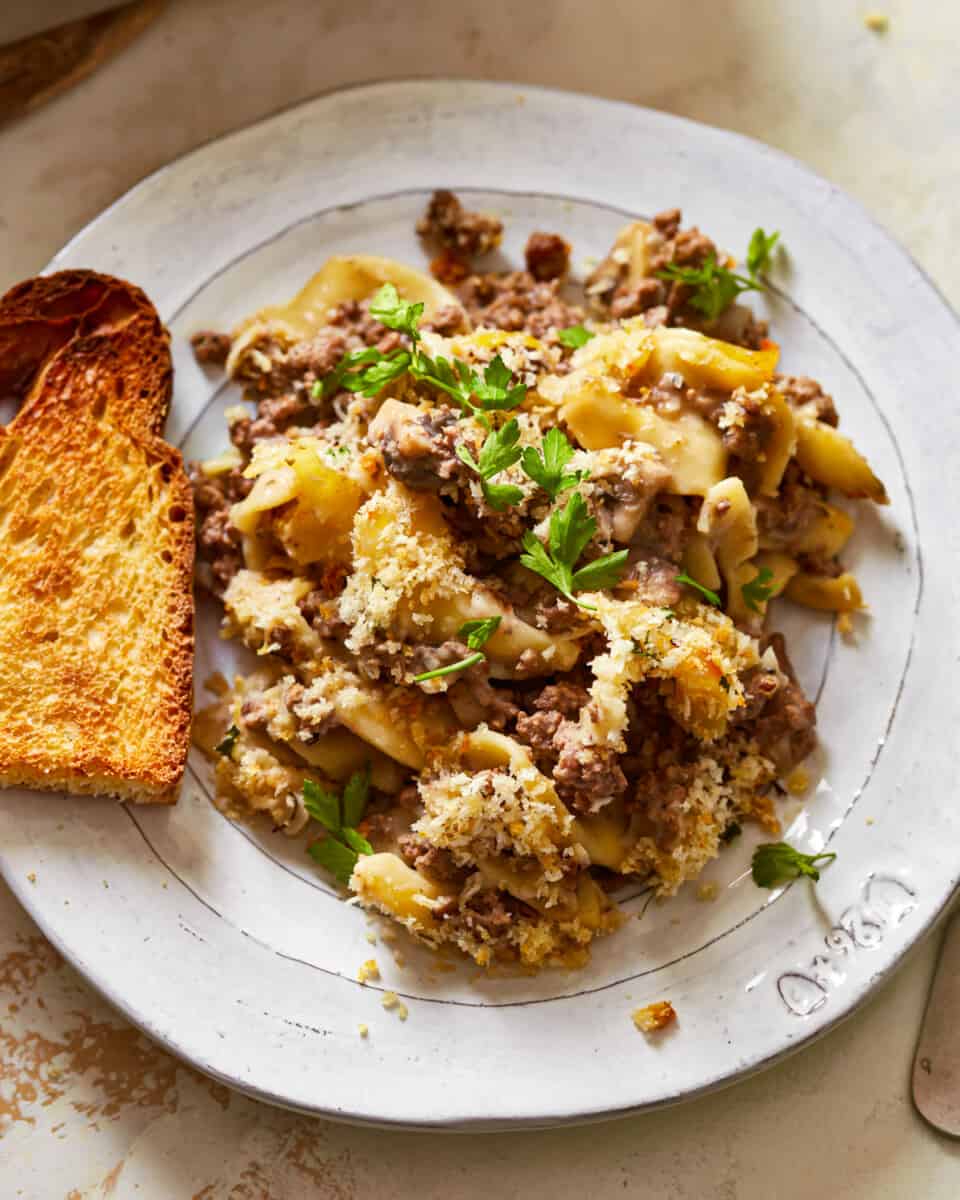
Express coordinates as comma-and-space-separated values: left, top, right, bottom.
191, 194, 886, 969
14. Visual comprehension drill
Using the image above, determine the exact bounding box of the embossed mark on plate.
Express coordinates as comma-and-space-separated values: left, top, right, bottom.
777, 875, 917, 1017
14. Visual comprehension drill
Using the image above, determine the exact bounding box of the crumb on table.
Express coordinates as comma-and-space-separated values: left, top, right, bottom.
864, 12, 889, 32
358, 1023, 369, 1038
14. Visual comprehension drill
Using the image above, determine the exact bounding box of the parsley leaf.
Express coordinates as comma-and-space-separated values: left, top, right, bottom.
303, 772, 374, 886
557, 324, 595, 350
411, 616, 502, 683
572, 552, 630, 592
308, 837, 360, 885
657, 256, 759, 321
675, 572, 722, 607
341, 766, 371, 828
742, 566, 776, 613
456, 419, 525, 511
746, 228, 781, 278
302, 778, 341, 834
368, 283, 424, 341
472, 355, 528, 412
341, 348, 412, 397
215, 724, 240, 758
751, 842, 837, 888
459, 616, 502, 651
341, 827, 374, 857
520, 492, 627, 610
521, 427, 587, 500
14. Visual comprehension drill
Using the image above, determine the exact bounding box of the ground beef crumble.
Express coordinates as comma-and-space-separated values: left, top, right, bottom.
191, 465, 252, 595
417, 189, 503, 261
190, 329, 232, 365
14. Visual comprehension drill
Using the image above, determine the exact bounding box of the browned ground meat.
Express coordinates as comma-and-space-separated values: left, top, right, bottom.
722, 392, 778, 462
458, 270, 583, 339
417, 190, 503, 259
356, 639, 470, 685
191, 465, 252, 595
610, 278, 666, 319
422, 303, 468, 336
630, 762, 699, 849
190, 329, 231, 365
753, 680, 817, 772
514, 682, 589, 764
397, 834, 464, 882
524, 232, 571, 281
776, 373, 839, 426
623, 556, 683, 607
628, 496, 694, 565
298, 589, 348, 639
460, 886, 531, 934
552, 721, 627, 814
374, 406, 465, 492
731, 668, 780, 725
447, 675, 518, 731
755, 462, 826, 550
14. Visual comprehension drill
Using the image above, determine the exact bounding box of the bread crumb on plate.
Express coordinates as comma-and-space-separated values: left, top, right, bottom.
632, 1001, 677, 1034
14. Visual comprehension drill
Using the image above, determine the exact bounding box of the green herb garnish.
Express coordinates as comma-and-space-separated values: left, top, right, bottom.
520, 492, 627, 611
751, 841, 837, 888
655, 227, 784, 321
456, 419, 525, 511
742, 566, 776, 613
520, 427, 587, 501
412, 616, 501, 683
215, 725, 240, 758
656, 256, 759, 321
315, 283, 527, 422
557, 324, 595, 350
368, 283, 425, 337
746, 228, 781, 278
303, 771, 373, 885
675, 572, 721, 607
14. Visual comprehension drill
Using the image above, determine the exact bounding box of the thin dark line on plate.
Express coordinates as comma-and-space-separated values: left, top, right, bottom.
136, 186, 922, 1008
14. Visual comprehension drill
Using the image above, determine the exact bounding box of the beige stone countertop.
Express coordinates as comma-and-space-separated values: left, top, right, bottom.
2, 1, 959, 1196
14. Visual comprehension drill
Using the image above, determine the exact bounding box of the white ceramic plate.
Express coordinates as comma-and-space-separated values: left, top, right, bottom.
1, 80, 958, 1130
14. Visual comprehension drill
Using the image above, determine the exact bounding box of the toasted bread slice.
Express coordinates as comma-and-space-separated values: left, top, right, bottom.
0, 270, 172, 436
0, 281, 193, 803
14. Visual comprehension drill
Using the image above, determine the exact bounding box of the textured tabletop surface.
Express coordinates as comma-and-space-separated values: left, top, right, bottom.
2, 1, 959, 1196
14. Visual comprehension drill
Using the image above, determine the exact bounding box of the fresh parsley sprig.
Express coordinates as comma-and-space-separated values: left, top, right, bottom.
675, 572, 721, 607
657, 257, 759, 321
557, 324, 595, 350
314, 283, 527, 423
304, 768, 373, 885
521, 427, 588, 501
746, 228, 781, 278
368, 284, 424, 338
751, 841, 837, 888
456, 419, 525, 511
742, 566, 775, 613
520, 492, 627, 611
412, 617, 502, 683
414, 351, 526, 427
656, 227, 783, 321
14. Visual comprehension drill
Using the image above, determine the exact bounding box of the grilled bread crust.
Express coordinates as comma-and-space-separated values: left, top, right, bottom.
0, 272, 193, 802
